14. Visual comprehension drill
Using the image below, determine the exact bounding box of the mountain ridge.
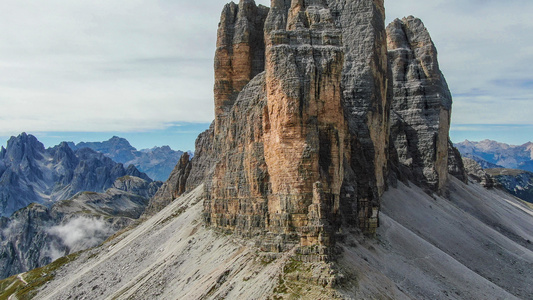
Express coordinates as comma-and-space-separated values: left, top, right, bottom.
0, 175, 161, 279
455, 139, 533, 172
0, 133, 152, 217
68, 136, 185, 181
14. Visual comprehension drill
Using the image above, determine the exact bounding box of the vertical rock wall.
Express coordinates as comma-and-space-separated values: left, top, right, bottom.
262, 0, 346, 253
153, 1, 464, 257
325, 0, 389, 233
182, 0, 390, 252
387, 16, 453, 193
205, 73, 270, 238
214, 1, 269, 134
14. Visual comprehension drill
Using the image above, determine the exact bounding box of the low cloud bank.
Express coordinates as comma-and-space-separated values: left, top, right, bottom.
48, 217, 115, 256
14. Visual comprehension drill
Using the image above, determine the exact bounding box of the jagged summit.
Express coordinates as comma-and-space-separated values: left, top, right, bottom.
150, 0, 465, 260
4, 132, 45, 163
0, 133, 151, 217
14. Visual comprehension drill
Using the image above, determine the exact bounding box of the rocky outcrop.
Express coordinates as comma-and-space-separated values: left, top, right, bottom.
261, 0, 347, 252
330, 0, 390, 233
204, 72, 269, 239
144, 152, 193, 216
214, 0, 269, 134
200, 0, 389, 254
462, 157, 495, 188
448, 141, 468, 183
156, 1, 460, 258
387, 16, 453, 193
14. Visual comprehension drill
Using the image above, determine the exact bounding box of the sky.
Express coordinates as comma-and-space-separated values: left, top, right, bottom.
0, 0, 532, 151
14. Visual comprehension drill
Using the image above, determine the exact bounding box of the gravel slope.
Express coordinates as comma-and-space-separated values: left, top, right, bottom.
32, 178, 533, 299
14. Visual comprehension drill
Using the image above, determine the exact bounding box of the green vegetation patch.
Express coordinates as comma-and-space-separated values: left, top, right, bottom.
0, 252, 80, 300
0, 275, 25, 300
283, 258, 302, 274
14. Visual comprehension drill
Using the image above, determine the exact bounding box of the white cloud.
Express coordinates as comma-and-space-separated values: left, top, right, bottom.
1, 219, 21, 237
47, 216, 114, 252
0, 0, 530, 137
0, 0, 230, 136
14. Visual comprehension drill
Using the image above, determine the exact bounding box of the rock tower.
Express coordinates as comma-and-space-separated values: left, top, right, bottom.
149, 0, 464, 260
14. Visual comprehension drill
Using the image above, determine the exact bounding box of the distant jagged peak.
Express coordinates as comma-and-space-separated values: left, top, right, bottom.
74, 136, 137, 152
51, 141, 78, 166
477, 139, 513, 150
73, 146, 109, 161
4, 132, 45, 162
140, 145, 181, 154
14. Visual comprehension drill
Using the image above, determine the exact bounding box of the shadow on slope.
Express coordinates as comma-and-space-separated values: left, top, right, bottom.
3, 177, 532, 299
369, 177, 533, 299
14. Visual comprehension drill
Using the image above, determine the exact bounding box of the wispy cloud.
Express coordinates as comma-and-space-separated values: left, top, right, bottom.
0, 0, 530, 143
0, 0, 238, 136
47, 217, 115, 253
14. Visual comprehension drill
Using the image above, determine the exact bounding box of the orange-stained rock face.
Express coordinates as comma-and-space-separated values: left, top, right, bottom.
203, 0, 388, 255
206, 72, 270, 238
262, 0, 346, 253
214, 1, 269, 134
155, 0, 459, 260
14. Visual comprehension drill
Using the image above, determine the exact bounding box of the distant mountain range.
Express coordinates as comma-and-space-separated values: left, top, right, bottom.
0, 175, 161, 279
0, 133, 152, 217
67, 136, 186, 181
0, 133, 165, 279
455, 139, 533, 171
456, 140, 533, 204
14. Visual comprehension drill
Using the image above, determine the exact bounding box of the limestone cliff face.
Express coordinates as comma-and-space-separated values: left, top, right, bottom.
327, 0, 389, 233
214, 1, 269, 134
202, 0, 390, 252
165, 0, 395, 250
205, 73, 270, 238
387, 16, 453, 193
261, 0, 347, 252
154, 1, 462, 257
